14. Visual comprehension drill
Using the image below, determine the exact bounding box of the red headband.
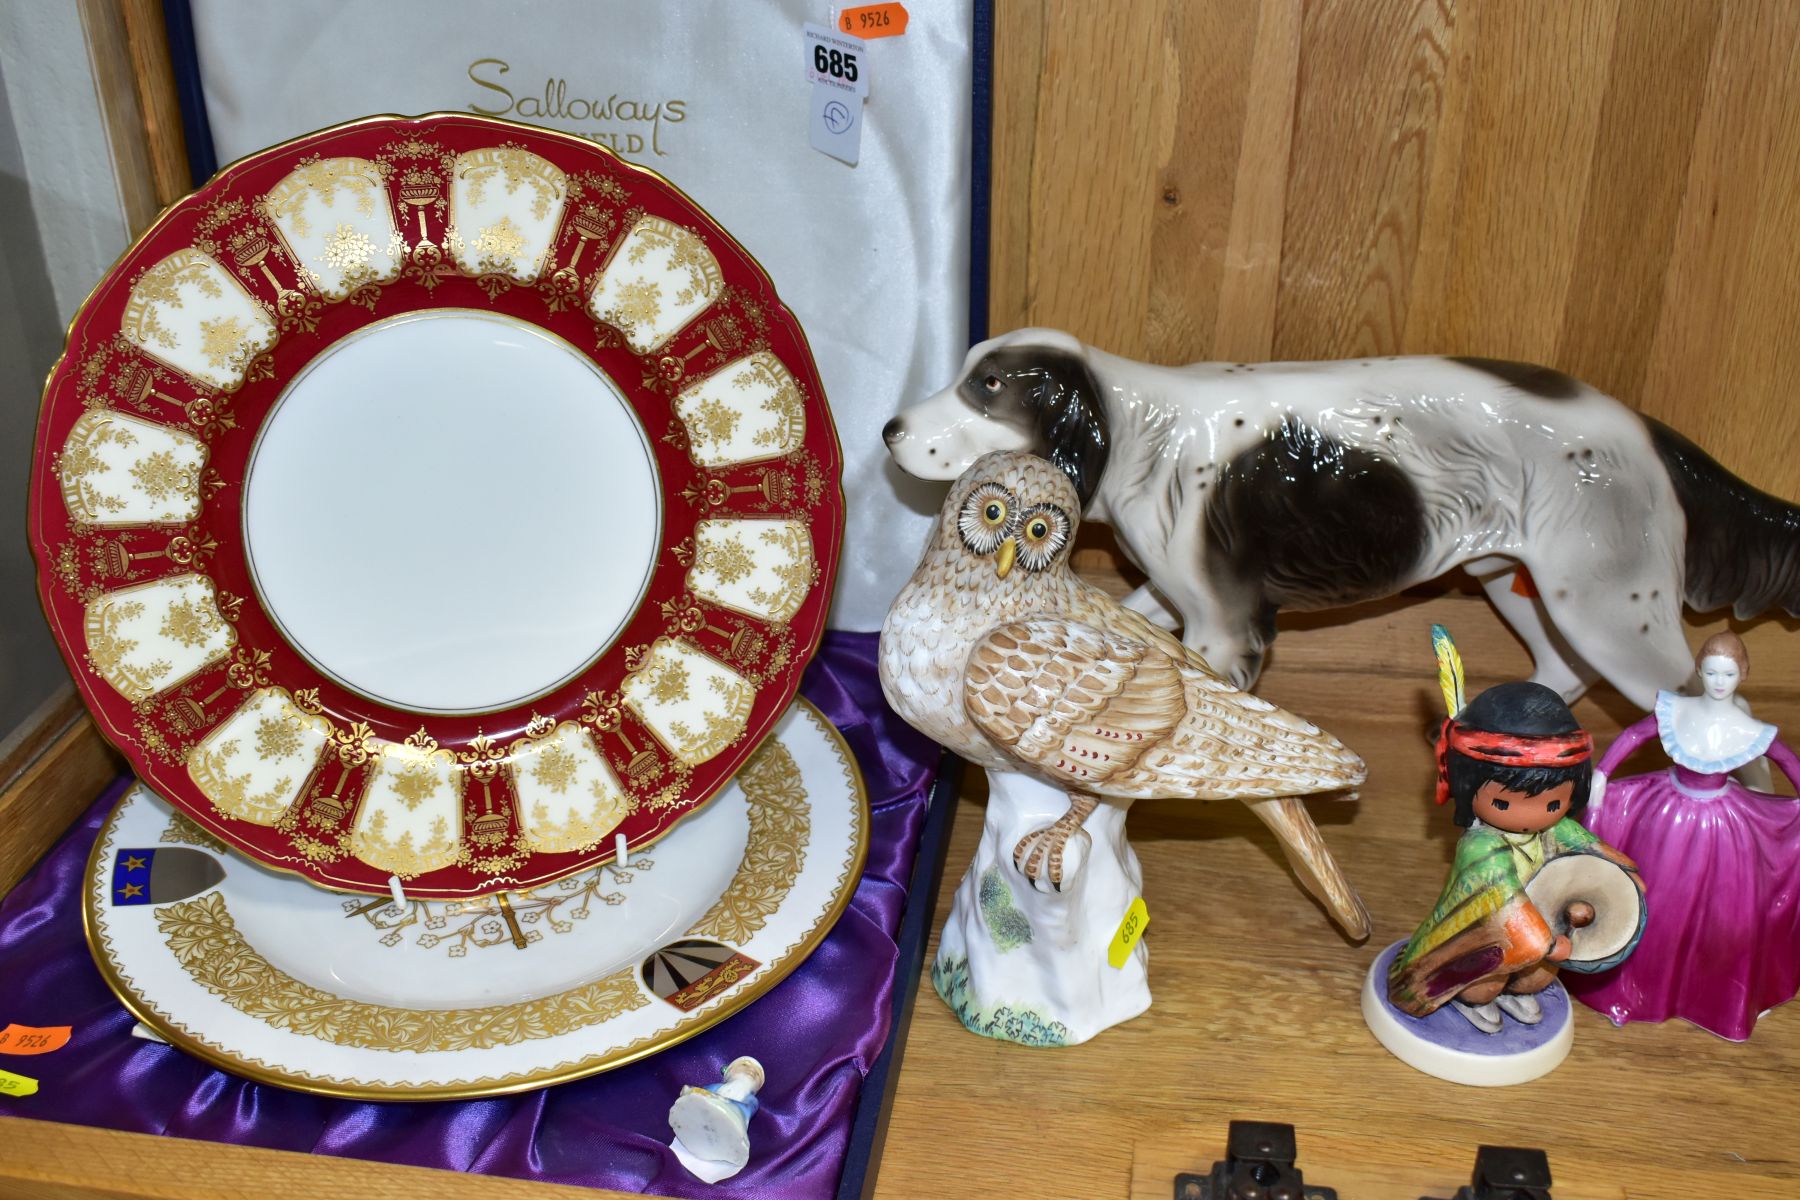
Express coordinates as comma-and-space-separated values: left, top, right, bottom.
1433, 720, 1593, 805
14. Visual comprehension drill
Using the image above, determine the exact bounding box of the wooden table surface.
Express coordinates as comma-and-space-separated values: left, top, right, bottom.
3, 591, 1797, 1198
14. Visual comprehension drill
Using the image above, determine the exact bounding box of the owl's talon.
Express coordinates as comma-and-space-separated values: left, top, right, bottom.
1011, 827, 1049, 886
1012, 823, 1091, 894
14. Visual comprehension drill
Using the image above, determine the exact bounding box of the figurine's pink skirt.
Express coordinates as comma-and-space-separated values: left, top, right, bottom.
1568, 768, 1800, 1041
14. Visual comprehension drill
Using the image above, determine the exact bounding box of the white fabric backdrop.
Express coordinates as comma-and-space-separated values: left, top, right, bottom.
189, 0, 971, 630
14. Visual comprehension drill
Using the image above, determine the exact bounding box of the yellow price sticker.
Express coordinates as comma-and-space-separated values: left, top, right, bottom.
0, 1069, 39, 1098
1108, 896, 1149, 968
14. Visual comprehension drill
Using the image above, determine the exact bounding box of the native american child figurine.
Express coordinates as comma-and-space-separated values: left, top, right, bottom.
1566, 632, 1800, 1041
879, 450, 1368, 1046
1363, 626, 1646, 1086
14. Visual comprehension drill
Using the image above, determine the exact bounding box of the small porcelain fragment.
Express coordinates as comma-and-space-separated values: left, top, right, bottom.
669, 1056, 764, 1181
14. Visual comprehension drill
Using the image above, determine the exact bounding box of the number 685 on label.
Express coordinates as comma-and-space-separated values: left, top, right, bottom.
803, 24, 870, 98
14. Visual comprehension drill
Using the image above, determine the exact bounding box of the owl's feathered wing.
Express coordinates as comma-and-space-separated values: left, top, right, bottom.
964, 618, 1365, 799
964, 614, 1370, 936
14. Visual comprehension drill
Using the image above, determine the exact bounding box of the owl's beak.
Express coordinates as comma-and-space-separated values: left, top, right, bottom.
994, 537, 1017, 579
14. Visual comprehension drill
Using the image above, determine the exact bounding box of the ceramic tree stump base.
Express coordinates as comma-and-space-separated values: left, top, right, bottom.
931, 771, 1150, 1046
1362, 941, 1574, 1086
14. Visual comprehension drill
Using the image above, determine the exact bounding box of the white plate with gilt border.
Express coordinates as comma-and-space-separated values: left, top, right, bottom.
83, 701, 866, 1100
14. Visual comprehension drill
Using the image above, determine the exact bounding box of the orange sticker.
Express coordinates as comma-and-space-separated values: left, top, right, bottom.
0, 1024, 70, 1056
839, 3, 908, 38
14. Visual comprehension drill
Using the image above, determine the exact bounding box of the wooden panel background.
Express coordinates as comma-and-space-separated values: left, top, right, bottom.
990, 0, 1800, 500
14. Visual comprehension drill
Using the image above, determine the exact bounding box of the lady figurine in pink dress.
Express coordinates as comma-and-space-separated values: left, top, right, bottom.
1566, 632, 1800, 1040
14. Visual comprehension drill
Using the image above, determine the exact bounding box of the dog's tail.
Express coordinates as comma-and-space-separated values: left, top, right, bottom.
1645, 416, 1800, 618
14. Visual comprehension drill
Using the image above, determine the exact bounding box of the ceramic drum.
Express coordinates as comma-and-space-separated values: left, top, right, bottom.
30, 113, 843, 898
1523, 851, 1647, 973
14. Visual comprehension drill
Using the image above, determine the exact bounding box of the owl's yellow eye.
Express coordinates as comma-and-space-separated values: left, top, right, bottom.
1014, 504, 1070, 572
958, 483, 1017, 555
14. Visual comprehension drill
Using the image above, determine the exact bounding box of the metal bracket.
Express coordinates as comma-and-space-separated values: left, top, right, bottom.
1173, 1120, 1338, 1200
1423, 1145, 1553, 1200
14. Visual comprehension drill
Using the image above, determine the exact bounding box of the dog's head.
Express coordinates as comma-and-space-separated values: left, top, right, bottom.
882, 329, 1109, 505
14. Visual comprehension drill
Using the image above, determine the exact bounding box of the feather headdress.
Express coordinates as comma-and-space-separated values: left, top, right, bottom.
1431, 623, 1466, 720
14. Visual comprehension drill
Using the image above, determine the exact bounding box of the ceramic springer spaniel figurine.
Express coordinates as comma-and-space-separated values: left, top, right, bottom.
882, 329, 1800, 709
880, 450, 1367, 1045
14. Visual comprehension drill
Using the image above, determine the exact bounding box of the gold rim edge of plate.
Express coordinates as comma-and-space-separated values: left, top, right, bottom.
80, 699, 871, 1101
31, 110, 848, 900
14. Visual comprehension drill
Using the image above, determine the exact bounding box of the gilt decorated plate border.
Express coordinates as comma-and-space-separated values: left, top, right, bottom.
83, 700, 868, 1100
31, 113, 844, 898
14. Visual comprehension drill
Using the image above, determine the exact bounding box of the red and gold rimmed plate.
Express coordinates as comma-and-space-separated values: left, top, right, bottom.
30, 113, 843, 898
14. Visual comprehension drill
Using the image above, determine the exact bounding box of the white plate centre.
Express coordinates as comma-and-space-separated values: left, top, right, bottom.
245, 311, 660, 714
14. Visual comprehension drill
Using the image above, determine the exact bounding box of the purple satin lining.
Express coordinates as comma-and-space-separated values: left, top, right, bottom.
0, 632, 941, 1198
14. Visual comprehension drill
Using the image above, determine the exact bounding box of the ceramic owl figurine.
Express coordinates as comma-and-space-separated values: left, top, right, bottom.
880, 450, 1370, 1045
